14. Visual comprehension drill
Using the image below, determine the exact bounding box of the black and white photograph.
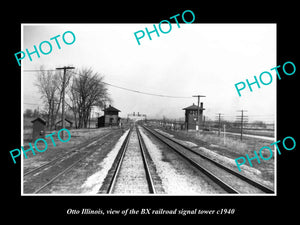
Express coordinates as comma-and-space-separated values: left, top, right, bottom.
21, 23, 276, 195
3, 4, 298, 221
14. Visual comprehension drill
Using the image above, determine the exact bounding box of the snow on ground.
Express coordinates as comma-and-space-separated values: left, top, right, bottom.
80, 129, 130, 194
152, 128, 274, 187
220, 131, 275, 141
155, 129, 261, 176
197, 146, 274, 188
175, 140, 198, 148
155, 129, 198, 148
140, 128, 218, 194
198, 146, 261, 176
154, 129, 174, 138
86, 140, 98, 148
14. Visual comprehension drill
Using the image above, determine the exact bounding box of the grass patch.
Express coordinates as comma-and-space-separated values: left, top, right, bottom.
194, 132, 248, 154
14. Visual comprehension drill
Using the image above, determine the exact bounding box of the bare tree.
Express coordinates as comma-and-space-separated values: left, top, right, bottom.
68, 68, 110, 128
35, 66, 72, 129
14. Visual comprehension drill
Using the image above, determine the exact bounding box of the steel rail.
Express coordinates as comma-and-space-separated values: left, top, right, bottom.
143, 125, 274, 194
34, 152, 90, 193
142, 125, 239, 194
106, 128, 132, 194
32, 131, 115, 194
24, 131, 114, 177
136, 126, 156, 194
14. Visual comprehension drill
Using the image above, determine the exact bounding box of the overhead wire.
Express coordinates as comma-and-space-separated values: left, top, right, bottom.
23, 69, 192, 99
68, 70, 192, 99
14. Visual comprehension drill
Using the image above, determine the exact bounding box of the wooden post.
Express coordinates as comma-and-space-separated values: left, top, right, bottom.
192, 95, 206, 131
56, 66, 75, 138
223, 124, 226, 145
236, 110, 248, 141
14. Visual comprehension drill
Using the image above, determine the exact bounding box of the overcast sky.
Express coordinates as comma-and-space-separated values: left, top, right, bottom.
22, 23, 276, 122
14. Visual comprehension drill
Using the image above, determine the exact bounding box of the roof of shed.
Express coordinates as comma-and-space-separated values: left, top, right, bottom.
55, 118, 73, 125
31, 117, 46, 124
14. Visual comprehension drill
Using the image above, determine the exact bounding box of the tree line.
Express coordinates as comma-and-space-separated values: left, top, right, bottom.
34, 66, 111, 129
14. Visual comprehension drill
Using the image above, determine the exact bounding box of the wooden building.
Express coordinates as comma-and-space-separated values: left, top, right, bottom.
97, 105, 121, 128
55, 118, 73, 130
31, 117, 46, 140
183, 103, 205, 130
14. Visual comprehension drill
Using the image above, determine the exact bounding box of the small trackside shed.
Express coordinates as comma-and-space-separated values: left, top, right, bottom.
31, 117, 46, 140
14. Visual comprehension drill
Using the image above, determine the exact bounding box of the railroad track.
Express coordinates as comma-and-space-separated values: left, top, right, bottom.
142, 125, 274, 194
99, 126, 156, 194
23, 130, 116, 194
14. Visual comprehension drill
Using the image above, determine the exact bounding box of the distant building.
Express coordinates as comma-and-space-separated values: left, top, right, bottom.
182, 103, 205, 130
127, 112, 146, 122
31, 117, 46, 140
97, 105, 121, 128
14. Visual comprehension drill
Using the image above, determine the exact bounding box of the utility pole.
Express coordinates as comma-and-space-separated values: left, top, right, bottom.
192, 95, 206, 131
216, 113, 223, 136
223, 124, 226, 145
56, 66, 75, 138
89, 107, 91, 129
236, 110, 248, 141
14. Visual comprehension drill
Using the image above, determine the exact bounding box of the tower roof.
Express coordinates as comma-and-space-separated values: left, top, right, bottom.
182, 103, 205, 110
103, 105, 121, 112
